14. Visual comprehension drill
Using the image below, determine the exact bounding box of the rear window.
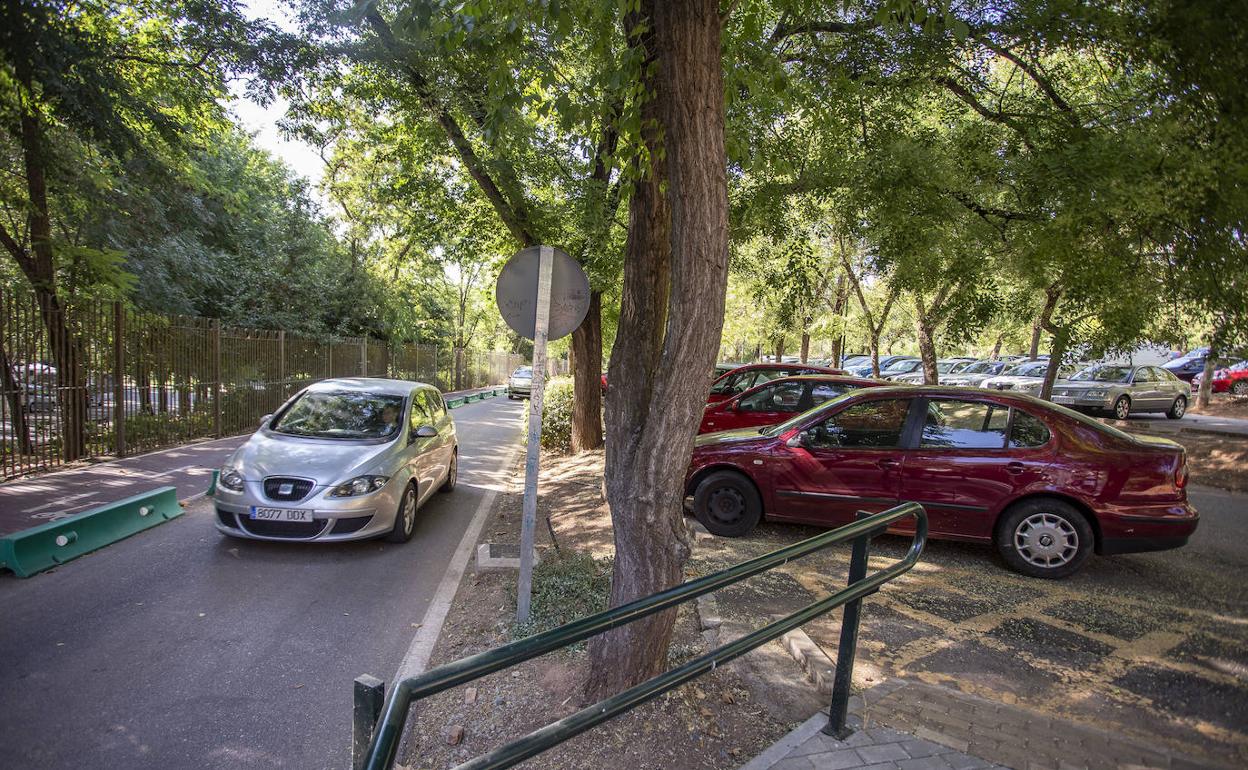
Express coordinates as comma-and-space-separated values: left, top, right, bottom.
272, 390, 406, 440
1009, 410, 1051, 448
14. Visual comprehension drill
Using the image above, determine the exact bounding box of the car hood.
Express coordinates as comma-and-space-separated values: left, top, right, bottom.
944, 373, 995, 385
1051, 379, 1122, 391
227, 431, 398, 484
694, 426, 770, 448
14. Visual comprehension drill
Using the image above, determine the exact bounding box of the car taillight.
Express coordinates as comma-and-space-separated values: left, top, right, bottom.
1175, 455, 1188, 490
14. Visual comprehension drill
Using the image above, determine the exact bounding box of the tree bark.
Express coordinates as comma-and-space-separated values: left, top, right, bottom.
1036, 285, 1064, 401
914, 306, 939, 384
1, 345, 32, 454
773, 336, 785, 362
800, 331, 810, 363
570, 291, 604, 451
829, 272, 848, 365
991, 332, 1005, 360
1196, 339, 1216, 409
587, 0, 729, 699
1028, 320, 1042, 360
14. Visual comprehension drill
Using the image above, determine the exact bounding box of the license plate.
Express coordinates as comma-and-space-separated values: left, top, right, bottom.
250, 506, 314, 522
1052, 394, 1075, 403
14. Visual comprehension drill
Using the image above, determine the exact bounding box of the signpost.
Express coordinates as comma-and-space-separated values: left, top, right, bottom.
496, 245, 590, 622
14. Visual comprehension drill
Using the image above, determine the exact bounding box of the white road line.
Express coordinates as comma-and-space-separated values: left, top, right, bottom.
393, 440, 522, 684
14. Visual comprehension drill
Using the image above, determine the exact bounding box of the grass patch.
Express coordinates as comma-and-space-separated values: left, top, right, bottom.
513, 549, 613, 646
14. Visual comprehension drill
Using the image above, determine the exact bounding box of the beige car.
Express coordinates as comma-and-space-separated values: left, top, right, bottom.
1049, 364, 1190, 419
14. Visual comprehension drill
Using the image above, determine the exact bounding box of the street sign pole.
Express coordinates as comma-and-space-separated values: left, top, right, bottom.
516, 246, 554, 623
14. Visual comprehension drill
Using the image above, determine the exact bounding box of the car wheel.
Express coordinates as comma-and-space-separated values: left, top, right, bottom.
385, 483, 419, 543
1232, 381, 1248, 396
995, 499, 1093, 579
693, 471, 762, 538
439, 449, 457, 493
1166, 396, 1186, 419
1112, 395, 1131, 420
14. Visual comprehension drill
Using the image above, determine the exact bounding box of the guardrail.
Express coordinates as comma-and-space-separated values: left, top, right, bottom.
352, 501, 927, 769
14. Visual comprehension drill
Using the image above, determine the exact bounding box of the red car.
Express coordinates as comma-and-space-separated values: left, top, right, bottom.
700, 375, 885, 434
707, 363, 845, 404
685, 386, 1196, 578
1191, 360, 1248, 395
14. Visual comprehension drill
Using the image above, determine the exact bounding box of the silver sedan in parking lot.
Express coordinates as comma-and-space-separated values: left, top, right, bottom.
1049, 364, 1190, 419
213, 378, 457, 543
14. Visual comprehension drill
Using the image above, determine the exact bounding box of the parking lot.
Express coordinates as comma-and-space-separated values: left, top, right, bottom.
695, 482, 1246, 766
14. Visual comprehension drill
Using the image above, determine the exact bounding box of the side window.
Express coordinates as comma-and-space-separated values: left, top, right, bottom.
810, 383, 850, 406
808, 399, 911, 449
421, 390, 445, 419
1133, 367, 1154, 383
740, 380, 805, 412
1153, 367, 1177, 382
920, 399, 1010, 449
1009, 409, 1051, 448
409, 392, 431, 431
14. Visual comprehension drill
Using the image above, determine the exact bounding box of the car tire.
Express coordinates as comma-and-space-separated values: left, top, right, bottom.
693, 471, 762, 538
385, 482, 419, 543
1166, 396, 1186, 420
995, 499, 1093, 579
1112, 395, 1131, 420
439, 449, 457, 493
1232, 381, 1248, 396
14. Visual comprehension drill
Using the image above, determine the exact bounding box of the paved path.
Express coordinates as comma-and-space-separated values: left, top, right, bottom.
0, 386, 503, 536
0, 396, 523, 769
1117, 410, 1248, 437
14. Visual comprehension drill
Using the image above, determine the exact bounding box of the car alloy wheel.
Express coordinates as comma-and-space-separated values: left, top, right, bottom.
1232, 381, 1248, 396
1167, 396, 1186, 419
385, 484, 418, 543
440, 451, 457, 493
1113, 395, 1131, 420
1013, 513, 1078, 569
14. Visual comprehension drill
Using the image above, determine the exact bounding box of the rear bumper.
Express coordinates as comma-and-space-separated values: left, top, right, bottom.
1096, 501, 1198, 555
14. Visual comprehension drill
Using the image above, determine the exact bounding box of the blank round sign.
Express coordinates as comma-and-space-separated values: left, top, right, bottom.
496, 246, 591, 341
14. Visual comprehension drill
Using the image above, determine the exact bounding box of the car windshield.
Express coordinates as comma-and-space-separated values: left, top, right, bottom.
760, 391, 857, 437
1071, 365, 1131, 383
512, 367, 532, 377
883, 360, 919, 373
1006, 361, 1048, 377
271, 390, 407, 440
936, 361, 961, 373
962, 362, 995, 374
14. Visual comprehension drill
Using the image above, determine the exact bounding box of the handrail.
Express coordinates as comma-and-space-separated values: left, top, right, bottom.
358, 501, 927, 770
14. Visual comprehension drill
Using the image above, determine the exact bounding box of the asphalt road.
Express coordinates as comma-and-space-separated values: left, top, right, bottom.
0, 397, 524, 769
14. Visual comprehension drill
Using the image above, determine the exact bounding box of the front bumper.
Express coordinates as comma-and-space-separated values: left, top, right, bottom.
1050, 393, 1115, 411
508, 382, 532, 396
212, 481, 400, 542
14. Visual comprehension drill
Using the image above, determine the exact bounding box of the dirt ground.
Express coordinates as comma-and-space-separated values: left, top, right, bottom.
394, 451, 817, 770
1189, 393, 1248, 419
1108, 419, 1248, 492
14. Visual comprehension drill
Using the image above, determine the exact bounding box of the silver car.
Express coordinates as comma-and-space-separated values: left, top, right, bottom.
982, 360, 1075, 392
892, 358, 976, 384
941, 360, 1011, 386
213, 378, 457, 543
1049, 364, 1189, 419
507, 366, 533, 399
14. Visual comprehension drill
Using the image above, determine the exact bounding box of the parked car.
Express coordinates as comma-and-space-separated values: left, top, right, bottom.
981, 360, 1075, 392
844, 355, 915, 378
1050, 364, 1189, 419
213, 378, 457, 543
508, 366, 533, 399
1191, 360, 1248, 395
1161, 348, 1211, 382
879, 358, 922, 380
685, 386, 1196, 578
708, 363, 844, 403
891, 358, 974, 384
699, 374, 885, 433
941, 360, 1011, 386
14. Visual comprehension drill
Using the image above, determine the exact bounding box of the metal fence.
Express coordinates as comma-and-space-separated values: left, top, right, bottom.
0, 288, 527, 481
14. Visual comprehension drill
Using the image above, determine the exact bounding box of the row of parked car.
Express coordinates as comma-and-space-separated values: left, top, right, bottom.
686, 361, 1197, 579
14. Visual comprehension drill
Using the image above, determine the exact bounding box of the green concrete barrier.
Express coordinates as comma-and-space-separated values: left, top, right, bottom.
0, 486, 183, 578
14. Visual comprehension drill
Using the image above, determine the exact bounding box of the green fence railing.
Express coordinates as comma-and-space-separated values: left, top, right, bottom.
352, 501, 928, 769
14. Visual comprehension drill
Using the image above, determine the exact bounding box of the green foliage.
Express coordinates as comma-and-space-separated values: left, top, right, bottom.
539, 377, 577, 454
512, 549, 613, 644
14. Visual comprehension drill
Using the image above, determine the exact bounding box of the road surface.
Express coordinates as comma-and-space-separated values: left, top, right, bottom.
0, 397, 523, 769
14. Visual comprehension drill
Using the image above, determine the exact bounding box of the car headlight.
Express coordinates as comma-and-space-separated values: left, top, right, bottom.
329, 475, 390, 497
218, 466, 245, 493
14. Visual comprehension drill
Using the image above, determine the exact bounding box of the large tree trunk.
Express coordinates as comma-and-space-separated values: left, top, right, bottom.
915, 311, 938, 384
773, 336, 785, 362
587, 0, 729, 699
799, 330, 810, 363
1036, 285, 1064, 401
991, 332, 1004, 360
1028, 320, 1042, 360
569, 291, 604, 451
1196, 341, 1217, 409
830, 272, 848, 366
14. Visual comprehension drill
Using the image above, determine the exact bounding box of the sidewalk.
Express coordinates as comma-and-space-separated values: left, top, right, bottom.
745, 679, 1214, 770
1114, 410, 1248, 438
0, 385, 502, 536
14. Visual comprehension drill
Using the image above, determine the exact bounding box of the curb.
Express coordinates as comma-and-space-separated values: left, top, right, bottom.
780, 627, 837, 695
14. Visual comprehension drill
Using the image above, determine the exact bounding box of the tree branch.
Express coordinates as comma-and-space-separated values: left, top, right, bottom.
769, 19, 877, 46
936, 76, 1036, 151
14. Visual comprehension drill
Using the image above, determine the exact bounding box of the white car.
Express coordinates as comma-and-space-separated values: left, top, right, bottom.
892, 358, 976, 384
982, 361, 1076, 393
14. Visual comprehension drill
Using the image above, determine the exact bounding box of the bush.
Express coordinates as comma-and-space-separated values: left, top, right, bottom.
539, 376, 576, 453
513, 550, 613, 643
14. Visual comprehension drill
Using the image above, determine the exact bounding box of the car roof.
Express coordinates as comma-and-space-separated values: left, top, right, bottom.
730, 362, 838, 373
771, 374, 887, 386
304, 377, 432, 396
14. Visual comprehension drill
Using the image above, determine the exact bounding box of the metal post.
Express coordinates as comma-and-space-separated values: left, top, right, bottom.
277, 330, 285, 399
112, 302, 126, 457
824, 510, 872, 738
516, 245, 553, 623
211, 319, 221, 438
352, 674, 385, 770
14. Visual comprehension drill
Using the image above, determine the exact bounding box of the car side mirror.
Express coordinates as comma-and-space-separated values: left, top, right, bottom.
786, 430, 813, 448
260, 413, 272, 428
413, 425, 438, 440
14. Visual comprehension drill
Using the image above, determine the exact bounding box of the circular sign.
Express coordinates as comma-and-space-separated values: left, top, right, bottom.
496, 246, 591, 341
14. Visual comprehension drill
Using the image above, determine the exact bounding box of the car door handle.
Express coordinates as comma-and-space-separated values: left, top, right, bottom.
1006, 462, 1025, 475
877, 458, 900, 470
